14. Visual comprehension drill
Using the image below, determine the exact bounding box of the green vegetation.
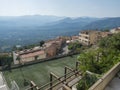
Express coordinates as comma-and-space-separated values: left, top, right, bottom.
77, 33, 120, 89
77, 72, 99, 90
3, 55, 77, 90
99, 33, 120, 51
0, 54, 13, 70
77, 48, 120, 74
68, 41, 82, 53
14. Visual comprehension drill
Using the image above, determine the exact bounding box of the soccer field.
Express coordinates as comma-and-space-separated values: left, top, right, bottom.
3, 55, 78, 90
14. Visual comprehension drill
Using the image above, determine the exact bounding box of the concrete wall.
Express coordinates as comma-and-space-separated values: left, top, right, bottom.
13, 51, 19, 64
89, 62, 120, 90
0, 72, 9, 90
37, 53, 46, 59
21, 57, 35, 63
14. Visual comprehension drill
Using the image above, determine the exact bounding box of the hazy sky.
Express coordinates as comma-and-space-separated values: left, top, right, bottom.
0, 0, 120, 17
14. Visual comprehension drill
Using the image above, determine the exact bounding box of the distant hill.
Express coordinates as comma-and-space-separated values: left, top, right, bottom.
0, 16, 120, 30
0, 15, 65, 28
40, 17, 99, 30
0, 16, 99, 30
37, 17, 120, 31
82, 17, 120, 30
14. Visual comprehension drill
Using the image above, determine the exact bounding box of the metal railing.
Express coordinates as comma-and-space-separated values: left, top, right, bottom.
26, 62, 81, 90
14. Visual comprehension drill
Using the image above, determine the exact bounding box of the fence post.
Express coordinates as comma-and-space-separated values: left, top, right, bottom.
76, 62, 79, 71
64, 67, 67, 82
75, 61, 80, 76
50, 73, 53, 90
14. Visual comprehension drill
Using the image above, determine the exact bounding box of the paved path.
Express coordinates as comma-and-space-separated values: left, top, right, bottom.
105, 77, 120, 90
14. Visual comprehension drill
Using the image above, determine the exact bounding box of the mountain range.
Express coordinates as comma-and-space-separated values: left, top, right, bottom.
82, 17, 120, 30
0, 15, 120, 30
0, 15, 120, 52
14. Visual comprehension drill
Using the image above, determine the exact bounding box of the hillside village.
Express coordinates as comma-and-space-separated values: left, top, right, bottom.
12, 27, 120, 65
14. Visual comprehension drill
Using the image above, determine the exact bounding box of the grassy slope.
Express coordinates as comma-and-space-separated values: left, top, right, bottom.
3, 55, 78, 89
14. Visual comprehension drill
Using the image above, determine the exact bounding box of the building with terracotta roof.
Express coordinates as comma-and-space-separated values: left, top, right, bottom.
13, 48, 46, 64
45, 40, 63, 57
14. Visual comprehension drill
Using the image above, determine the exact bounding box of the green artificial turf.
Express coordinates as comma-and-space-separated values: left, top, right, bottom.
3, 55, 78, 90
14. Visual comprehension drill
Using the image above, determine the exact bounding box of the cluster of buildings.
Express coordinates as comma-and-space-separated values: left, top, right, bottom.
79, 27, 120, 46
13, 27, 120, 64
13, 37, 67, 64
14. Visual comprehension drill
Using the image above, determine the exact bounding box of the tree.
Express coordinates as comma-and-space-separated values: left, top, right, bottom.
39, 40, 45, 47
99, 33, 120, 51
0, 55, 13, 70
77, 47, 120, 74
77, 32, 120, 89
77, 49, 103, 74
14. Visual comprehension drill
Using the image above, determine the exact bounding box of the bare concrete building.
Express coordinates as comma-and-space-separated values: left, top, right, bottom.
79, 30, 101, 45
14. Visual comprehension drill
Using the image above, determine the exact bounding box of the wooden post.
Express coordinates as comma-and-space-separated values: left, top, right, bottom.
76, 62, 79, 71
75, 61, 80, 76
64, 67, 67, 82
30, 82, 33, 90
50, 74, 52, 89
